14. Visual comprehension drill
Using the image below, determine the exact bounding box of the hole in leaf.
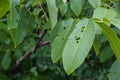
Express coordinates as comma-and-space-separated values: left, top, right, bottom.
81, 26, 85, 32
81, 29, 84, 32
75, 37, 80, 40
63, 27, 66, 30
75, 36, 80, 43
76, 40, 79, 43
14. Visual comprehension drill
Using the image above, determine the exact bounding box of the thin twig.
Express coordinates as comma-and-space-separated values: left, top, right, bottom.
15, 40, 50, 68
39, 40, 51, 47
15, 47, 35, 68
15, 30, 48, 68
39, 3, 48, 21
33, 30, 47, 53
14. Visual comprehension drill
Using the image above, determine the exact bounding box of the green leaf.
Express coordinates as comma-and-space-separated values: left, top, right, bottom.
8, 7, 19, 29
62, 0, 67, 3
50, 21, 63, 43
115, 0, 120, 14
33, 8, 41, 16
93, 8, 117, 20
43, 20, 51, 30
96, 22, 120, 61
10, 0, 20, 7
95, 23, 102, 35
51, 18, 74, 63
14, 49, 22, 59
8, 0, 20, 29
32, 0, 41, 6
62, 18, 96, 75
88, 0, 101, 8
0, 0, 10, 18
9, 6, 35, 47
93, 23, 102, 56
65, 5, 73, 18
108, 60, 120, 80
60, 2, 67, 16
99, 46, 113, 62
111, 19, 120, 30
93, 40, 100, 55
27, 13, 36, 33
1, 50, 11, 70
9, 6, 28, 47
70, 0, 83, 16
93, 8, 106, 20
0, 31, 8, 44
0, 21, 7, 31
46, 0, 57, 29
105, 9, 117, 20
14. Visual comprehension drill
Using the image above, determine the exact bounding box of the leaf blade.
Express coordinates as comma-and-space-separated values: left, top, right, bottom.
93, 8, 117, 20
9, 6, 29, 47
46, 0, 57, 29
0, 0, 10, 18
51, 18, 74, 63
111, 19, 120, 30
96, 22, 120, 61
70, 0, 83, 16
62, 18, 96, 74
88, 0, 101, 8
1, 50, 11, 70
108, 60, 120, 80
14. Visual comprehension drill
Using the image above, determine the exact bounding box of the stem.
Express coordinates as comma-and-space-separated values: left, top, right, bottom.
15, 41, 50, 68
40, 3, 49, 21
15, 30, 49, 68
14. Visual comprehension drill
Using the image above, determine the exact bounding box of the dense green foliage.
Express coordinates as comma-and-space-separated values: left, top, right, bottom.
0, 0, 120, 80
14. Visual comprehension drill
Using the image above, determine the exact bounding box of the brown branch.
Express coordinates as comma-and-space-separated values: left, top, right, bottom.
15, 30, 49, 68
34, 30, 47, 53
15, 40, 50, 68
15, 47, 35, 68
39, 40, 51, 47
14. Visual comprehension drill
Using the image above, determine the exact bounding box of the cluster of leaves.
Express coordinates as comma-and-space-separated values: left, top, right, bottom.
0, 0, 120, 80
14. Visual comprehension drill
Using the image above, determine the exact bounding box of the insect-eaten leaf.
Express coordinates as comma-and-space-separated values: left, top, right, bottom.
62, 18, 96, 75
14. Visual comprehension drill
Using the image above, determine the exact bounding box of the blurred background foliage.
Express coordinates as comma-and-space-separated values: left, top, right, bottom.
0, 0, 120, 80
